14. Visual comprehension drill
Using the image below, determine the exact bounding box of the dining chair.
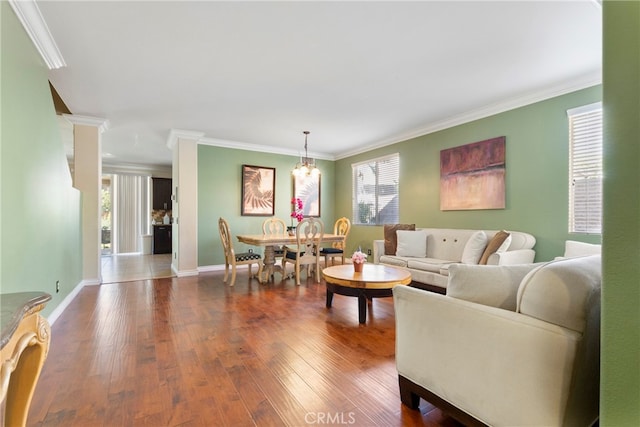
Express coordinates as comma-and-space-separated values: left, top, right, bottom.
320, 217, 351, 266
282, 217, 324, 285
262, 217, 287, 277
218, 217, 263, 286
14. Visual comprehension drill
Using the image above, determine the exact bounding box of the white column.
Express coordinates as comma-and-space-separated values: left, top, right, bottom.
167, 129, 203, 276
64, 114, 109, 285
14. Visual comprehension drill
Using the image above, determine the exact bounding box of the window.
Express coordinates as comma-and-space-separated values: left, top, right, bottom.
568, 102, 602, 234
352, 153, 399, 225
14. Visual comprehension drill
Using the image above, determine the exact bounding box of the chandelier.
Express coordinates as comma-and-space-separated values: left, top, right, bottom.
292, 131, 320, 177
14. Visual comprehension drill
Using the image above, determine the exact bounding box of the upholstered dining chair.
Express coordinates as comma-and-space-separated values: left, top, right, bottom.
282, 217, 324, 285
262, 217, 287, 275
218, 217, 263, 286
320, 217, 351, 266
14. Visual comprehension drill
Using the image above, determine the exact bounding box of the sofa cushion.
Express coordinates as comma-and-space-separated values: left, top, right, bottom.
407, 258, 455, 273
447, 263, 541, 311
479, 230, 511, 265
461, 230, 487, 264
516, 255, 601, 333
384, 223, 415, 255
379, 255, 409, 268
396, 229, 428, 257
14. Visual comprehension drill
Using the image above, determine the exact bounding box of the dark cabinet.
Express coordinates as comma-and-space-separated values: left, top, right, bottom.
152, 178, 172, 211
153, 225, 172, 254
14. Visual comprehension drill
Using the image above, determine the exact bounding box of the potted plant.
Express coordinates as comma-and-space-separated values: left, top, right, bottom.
352, 249, 367, 272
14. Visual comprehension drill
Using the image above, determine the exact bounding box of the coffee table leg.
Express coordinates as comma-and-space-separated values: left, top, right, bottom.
358, 294, 367, 324
326, 290, 334, 308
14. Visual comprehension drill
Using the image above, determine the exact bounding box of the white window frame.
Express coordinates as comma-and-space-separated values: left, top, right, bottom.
352, 153, 399, 225
568, 102, 603, 234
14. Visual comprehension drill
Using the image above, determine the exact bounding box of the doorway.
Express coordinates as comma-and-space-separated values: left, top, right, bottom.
100, 174, 174, 283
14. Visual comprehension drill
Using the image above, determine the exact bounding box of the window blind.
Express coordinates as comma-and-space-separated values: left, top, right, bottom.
352, 153, 399, 225
568, 102, 602, 234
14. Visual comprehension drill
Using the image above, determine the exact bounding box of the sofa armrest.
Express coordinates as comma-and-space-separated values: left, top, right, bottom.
373, 239, 385, 264
393, 285, 588, 427
486, 248, 535, 265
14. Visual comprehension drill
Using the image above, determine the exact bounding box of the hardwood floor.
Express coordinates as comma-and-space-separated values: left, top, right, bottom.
28, 270, 463, 427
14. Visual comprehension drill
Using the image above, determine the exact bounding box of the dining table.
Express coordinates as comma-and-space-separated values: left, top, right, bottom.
236, 233, 345, 283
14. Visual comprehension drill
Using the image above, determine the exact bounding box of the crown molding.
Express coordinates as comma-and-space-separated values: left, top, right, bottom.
166, 129, 205, 150
8, 0, 66, 70
335, 73, 602, 160
63, 114, 110, 133
102, 161, 172, 177
198, 136, 335, 161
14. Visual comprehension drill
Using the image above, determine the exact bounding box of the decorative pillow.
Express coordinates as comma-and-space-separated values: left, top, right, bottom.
447, 263, 542, 311
384, 223, 415, 255
396, 230, 428, 257
479, 230, 511, 265
460, 231, 487, 264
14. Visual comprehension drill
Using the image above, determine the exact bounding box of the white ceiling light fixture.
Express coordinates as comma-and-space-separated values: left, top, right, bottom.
292, 131, 320, 178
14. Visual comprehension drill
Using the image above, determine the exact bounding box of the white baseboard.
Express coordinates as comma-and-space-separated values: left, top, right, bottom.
197, 264, 261, 273
171, 263, 200, 277
198, 264, 227, 273
47, 280, 86, 326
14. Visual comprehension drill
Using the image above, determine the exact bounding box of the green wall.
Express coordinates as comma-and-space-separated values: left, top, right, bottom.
197, 145, 335, 266
601, 1, 640, 424
1, 3, 83, 317
335, 86, 602, 261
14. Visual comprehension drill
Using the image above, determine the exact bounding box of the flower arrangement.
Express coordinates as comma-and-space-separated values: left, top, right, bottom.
290, 197, 304, 224
351, 249, 367, 264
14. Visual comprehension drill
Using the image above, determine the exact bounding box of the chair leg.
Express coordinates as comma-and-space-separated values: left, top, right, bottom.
230, 265, 237, 286
295, 264, 301, 285
315, 260, 321, 282
398, 376, 420, 410
223, 262, 229, 283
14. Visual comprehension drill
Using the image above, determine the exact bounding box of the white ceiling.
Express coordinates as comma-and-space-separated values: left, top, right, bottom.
36, 0, 601, 168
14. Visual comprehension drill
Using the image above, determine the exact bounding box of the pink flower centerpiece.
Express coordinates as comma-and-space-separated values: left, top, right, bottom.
352, 249, 367, 272
289, 197, 304, 235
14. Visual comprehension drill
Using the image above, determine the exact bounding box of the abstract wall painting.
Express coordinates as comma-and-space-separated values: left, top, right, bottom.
440, 136, 506, 210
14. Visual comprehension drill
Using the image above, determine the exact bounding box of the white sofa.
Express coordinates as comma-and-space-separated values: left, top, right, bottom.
559, 239, 601, 258
373, 228, 536, 291
393, 255, 601, 426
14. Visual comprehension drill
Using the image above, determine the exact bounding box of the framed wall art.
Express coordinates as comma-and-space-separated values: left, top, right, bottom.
241, 165, 275, 216
440, 136, 506, 210
293, 173, 321, 217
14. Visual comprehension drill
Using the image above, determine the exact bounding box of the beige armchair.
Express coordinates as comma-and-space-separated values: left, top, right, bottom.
218, 217, 263, 286
393, 255, 601, 426
282, 218, 324, 285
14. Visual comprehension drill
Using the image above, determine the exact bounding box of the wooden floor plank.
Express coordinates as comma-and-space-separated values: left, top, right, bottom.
27, 270, 461, 426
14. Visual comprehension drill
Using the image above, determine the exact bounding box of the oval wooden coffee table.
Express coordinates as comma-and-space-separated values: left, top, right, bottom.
322, 264, 411, 324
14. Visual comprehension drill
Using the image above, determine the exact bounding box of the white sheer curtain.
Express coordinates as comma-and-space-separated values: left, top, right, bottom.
113, 174, 150, 254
